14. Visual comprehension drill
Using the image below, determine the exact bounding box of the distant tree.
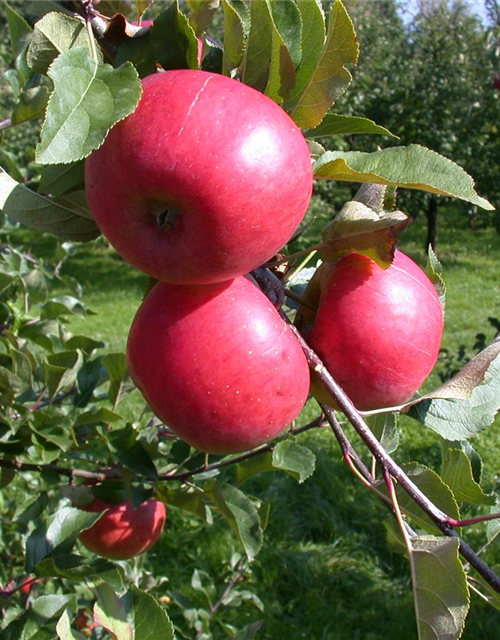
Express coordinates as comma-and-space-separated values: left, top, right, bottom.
338, 0, 499, 247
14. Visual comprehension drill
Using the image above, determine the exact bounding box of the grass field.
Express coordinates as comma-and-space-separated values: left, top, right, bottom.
12, 203, 500, 639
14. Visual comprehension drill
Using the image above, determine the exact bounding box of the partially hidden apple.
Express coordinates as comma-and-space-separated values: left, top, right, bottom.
85, 69, 313, 284
20, 577, 41, 595
304, 250, 444, 411
79, 499, 166, 560
127, 275, 310, 454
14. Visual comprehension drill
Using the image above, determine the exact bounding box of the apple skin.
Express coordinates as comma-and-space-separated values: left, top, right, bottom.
306, 250, 444, 411
79, 499, 166, 560
85, 69, 313, 284
20, 578, 41, 595
493, 75, 500, 90
126, 276, 310, 454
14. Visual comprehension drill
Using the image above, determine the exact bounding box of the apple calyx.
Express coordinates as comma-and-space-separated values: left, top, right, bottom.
155, 206, 180, 230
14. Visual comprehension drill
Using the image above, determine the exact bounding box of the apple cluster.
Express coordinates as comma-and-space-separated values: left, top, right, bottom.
79, 69, 314, 558
81, 69, 444, 560
85, 69, 314, 454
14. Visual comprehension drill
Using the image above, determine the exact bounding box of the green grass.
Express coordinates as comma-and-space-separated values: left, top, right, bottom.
13, 205, 500, 638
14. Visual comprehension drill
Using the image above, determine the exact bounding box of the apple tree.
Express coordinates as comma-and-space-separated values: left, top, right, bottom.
1, 1, 500, 639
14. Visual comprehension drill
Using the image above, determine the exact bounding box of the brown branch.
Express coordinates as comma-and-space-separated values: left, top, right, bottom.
0, 459, 111, 482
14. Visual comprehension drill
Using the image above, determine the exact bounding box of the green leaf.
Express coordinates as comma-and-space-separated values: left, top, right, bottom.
24, 268, 49, 304
25, 506, 103, 572
408, 536, 469, 640
157, 484, 212, 523
74, 407, 122, 427
31, 421, 74, 452
0, 148, 24, 182
187, 0, 220, 35
125, 585, 176, 640
236, 452, 274, 484
102, 352, 129, 407
94, 583, 132, 640
470, 572, 500, 613
241, 0, 295, 103
269, 0, 302, 67
43, 349, 83, 398
380, 464, 460, 535
18, 595, 77, 640
35, 554, 120, 582
366, 412, 399, 454
97, 0, 133, 17
56, 609, 86, 640
94, 583, 175, 640
5, 2, 32, 60
425, 246, 446, 314
222, 0, 246, 76
16, 493, 49, 525
441, 447, 496, 506
36, 48, 141, 165
65, 334, 104, 355
207, 481, 263, 561
486, 502, 500, 542
39, 161, 85, 196
233, 620, 264, 640
313, 145, 494, 210
287, 0, 358, 128
116, 1, 200, 77
0, 169, 100, 242
11, 85, 50, 125
152, 1, 201, 71
42, 295, 87, 319
305, 113, 397, 138
284, 0, 324, 103
406, 343, 500, 440
272, 439, 316, 483
106, 423, 158, 478
27, 12, 101, 75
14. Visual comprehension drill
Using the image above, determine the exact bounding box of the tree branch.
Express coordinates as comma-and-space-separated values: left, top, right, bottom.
0, 416, 326, 485
286, 322, 500, 594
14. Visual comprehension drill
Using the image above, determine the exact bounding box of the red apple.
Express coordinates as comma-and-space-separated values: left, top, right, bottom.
20, 577, 41, 595
79, 499, 166, 560
127, 275, 310, 454
493, 75, 500, 90
305, 250, 444, 410
85, 70, 313, 284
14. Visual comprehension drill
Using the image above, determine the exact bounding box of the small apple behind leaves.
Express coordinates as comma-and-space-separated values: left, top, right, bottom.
301, 250, 444, 411
127, 276, 310, 454
85, 69, 313, 285
79, 499, 166, 560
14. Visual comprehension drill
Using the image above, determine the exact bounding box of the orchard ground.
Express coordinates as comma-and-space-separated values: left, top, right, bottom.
8, 204, 500, 639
